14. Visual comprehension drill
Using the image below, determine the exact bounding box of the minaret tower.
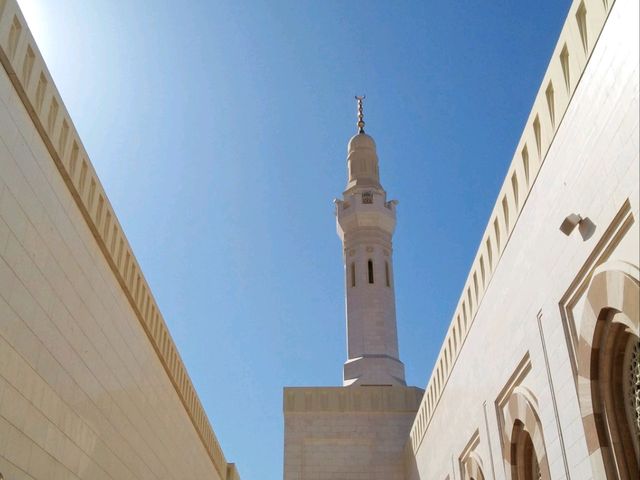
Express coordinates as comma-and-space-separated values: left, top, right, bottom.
284, 98, 422, 477
335, 97, 406, 386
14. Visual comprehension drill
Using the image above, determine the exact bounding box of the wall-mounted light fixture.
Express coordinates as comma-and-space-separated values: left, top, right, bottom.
559, 213, 583, 235
560, 213, 596, 240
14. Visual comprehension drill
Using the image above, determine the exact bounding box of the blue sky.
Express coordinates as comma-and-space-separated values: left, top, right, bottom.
18, 1, 571, 478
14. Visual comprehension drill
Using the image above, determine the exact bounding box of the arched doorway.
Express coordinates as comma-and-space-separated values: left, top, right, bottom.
511, 421, 542, 480
462, 451, 486, 480
577, 265, 639, 479
502, 388, 550, 480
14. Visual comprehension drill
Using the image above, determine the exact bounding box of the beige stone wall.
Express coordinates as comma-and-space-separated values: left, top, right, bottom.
0, 0, 236, 478
284, 386, 423, 480
407, 0, 639, 478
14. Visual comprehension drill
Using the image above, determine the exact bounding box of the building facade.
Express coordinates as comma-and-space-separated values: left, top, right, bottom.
0, 0, 240, 478
286, 0, 639, 479
0, 0, 637, 478
407, 0, 638, 478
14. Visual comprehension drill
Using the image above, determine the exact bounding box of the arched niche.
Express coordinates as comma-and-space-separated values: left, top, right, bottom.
577, 263, 639, 479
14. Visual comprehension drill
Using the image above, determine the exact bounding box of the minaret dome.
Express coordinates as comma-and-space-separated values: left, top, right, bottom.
345, 99, 381, 191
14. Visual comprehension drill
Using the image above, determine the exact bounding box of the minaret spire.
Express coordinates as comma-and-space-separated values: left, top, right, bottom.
355, 95, 366, 133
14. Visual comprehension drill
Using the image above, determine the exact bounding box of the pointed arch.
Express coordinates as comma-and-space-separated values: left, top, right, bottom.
463, 451, 486, 480
502, 387, 550, 480
577, 263, 639, 479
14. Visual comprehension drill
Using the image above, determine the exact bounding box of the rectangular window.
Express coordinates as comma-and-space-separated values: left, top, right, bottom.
350, 263, 356, 287
385, 262, 390, 287
368, 260, 374, 284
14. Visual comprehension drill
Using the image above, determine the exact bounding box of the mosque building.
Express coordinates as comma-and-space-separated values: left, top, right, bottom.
0, 0, 637, 478
284, 0, 639, 478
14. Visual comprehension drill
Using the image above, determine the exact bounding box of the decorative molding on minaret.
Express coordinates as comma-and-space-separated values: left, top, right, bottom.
335, 98, 406, 386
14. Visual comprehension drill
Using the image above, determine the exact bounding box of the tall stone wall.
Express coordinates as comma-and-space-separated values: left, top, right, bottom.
407, 0, 639, 478
284, 386, 423, 480
0, 0, 237, 478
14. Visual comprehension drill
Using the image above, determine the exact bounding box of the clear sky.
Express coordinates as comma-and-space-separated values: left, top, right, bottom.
18, 1, 571, 478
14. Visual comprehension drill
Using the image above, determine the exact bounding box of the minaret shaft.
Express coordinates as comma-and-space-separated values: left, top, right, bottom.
335, 108, 406, 386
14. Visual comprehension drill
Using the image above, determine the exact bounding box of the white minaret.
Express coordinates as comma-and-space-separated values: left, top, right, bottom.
335, 97, 406, 386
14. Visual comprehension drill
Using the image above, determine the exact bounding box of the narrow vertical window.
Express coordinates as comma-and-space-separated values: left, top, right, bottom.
385, 261, 390, 287
368, 260, 374, 284
350, 262, 356, 287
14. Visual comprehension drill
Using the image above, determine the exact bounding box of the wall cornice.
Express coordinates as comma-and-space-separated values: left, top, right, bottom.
284, 386, 424, 413
0, 1, 237, 477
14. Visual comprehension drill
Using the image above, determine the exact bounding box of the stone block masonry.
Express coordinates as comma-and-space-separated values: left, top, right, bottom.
0, 0, 239, 478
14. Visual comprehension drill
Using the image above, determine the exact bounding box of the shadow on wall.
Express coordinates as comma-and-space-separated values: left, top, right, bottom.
404, 442, 421, 480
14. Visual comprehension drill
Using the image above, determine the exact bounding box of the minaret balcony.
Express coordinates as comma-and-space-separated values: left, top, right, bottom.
336, 193, 397, 238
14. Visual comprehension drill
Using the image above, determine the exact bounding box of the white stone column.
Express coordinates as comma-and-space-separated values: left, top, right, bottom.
336, 132, 406, 386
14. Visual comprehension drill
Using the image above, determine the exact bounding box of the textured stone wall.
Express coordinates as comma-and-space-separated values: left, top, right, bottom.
0, 51, 223, 480
0, 0, 233, 478
284, 386, 423, 480
408, 0, 639, 478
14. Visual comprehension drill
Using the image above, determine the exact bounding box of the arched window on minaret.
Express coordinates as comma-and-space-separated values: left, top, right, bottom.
350, 262, 356, 287
385, 261, 391, 287
368, 260, 374, 284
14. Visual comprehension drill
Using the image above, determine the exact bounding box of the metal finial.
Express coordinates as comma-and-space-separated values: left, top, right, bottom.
355, 95, 366, 133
